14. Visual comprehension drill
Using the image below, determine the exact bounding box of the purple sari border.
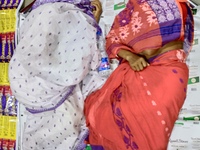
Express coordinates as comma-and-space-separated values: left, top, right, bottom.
26, 85, 76, 114
74, 129, 89, 150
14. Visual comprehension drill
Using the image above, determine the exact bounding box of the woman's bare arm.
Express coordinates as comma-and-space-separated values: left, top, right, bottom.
117, 49, 149, 71
118, 41, 183, 71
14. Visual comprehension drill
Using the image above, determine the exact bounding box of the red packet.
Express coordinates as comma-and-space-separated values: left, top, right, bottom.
8, 140, 15, 150
2, 139, 8, 150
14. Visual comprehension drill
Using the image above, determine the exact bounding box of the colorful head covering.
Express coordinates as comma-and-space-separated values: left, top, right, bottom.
106, 0, 194, 58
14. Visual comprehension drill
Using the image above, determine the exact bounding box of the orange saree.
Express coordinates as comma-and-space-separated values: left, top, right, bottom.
84, 0, 194, 150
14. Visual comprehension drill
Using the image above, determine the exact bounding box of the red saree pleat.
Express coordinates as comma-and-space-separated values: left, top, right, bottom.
84, 50, 188, 150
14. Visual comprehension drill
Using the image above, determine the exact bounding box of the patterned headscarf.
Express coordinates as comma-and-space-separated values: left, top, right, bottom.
32, 0, 102, 33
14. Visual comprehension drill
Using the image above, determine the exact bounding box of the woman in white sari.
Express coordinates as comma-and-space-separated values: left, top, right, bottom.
9, 0, 104, 149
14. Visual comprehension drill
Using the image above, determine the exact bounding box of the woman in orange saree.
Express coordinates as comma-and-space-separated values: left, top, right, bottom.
84, 0, 194, 150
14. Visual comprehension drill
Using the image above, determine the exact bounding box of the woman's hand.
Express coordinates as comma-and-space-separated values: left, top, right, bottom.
117, 49, 149, 71
126, 54, 149, 71
91, 0, 102, 23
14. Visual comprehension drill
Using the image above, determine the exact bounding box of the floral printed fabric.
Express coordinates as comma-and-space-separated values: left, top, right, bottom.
84, 0, 194, 150
106, 0, 194, 58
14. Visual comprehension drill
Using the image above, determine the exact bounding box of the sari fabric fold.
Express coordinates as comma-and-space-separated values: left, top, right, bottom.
85, 50, 189, 150
9, 2, 105, 149
84, 0, 194, 150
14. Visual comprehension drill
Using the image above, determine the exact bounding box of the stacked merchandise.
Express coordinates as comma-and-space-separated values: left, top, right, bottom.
167, 6, 200, 150
0, 0, 22, 149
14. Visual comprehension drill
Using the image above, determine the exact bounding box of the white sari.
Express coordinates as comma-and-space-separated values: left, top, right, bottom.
9, 2, 105, 150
